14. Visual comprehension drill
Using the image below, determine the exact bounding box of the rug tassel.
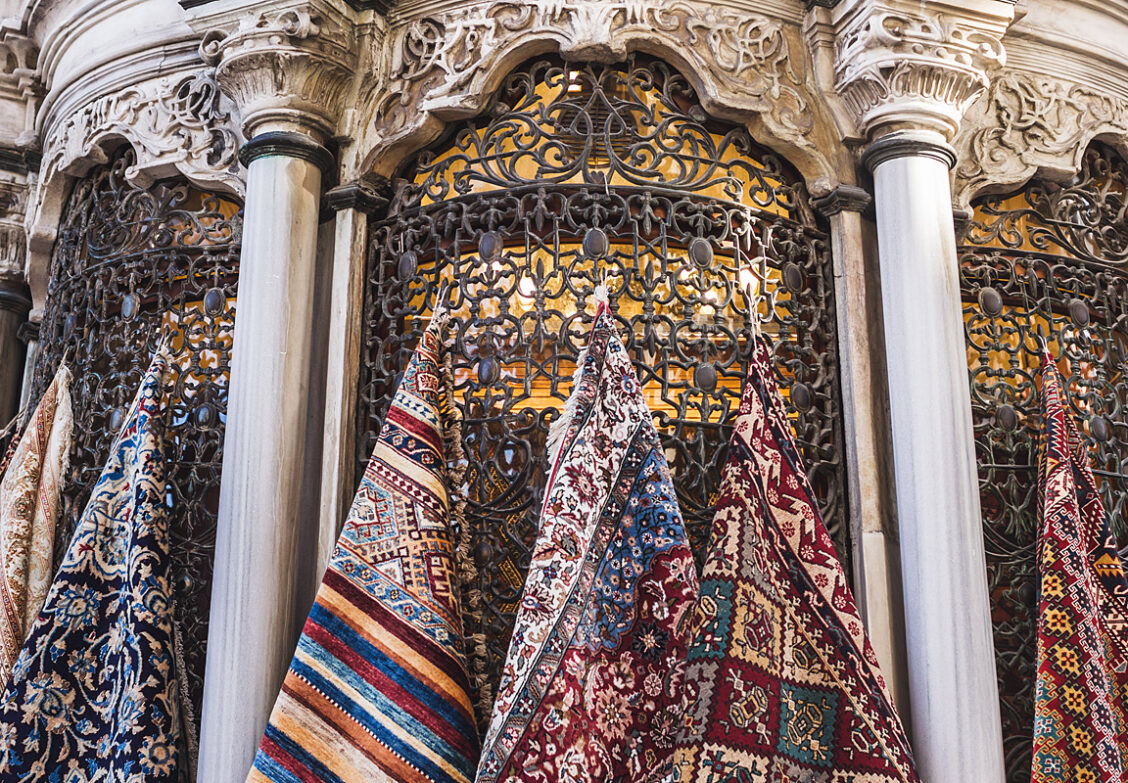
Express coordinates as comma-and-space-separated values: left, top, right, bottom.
437, 310, 492, 723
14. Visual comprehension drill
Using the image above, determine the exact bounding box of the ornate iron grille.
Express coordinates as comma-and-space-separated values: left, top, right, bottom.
359, 54, 845, 727
960, 141, 1128, 783
29, 146, 241, 737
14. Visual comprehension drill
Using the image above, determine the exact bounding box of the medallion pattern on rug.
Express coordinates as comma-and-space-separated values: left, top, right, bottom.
672, 335, 919, 783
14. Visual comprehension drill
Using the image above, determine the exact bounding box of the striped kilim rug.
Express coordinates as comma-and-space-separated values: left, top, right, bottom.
248, 313, 479, 783
672, 333, 919, 783
1032, 350, 1128, 782
477, 300, 699, 783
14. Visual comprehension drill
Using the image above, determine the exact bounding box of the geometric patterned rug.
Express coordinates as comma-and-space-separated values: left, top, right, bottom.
477, 300, 699, 783
1032, 349, 1128, 782
672, 333, 919, 783
248, 313, 480, 783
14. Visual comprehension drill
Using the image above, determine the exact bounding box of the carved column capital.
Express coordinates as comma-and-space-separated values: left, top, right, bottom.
830, 0, 1013, 141
194, 0, 359, 142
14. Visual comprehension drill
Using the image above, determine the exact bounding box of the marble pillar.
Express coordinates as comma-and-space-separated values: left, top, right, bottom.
196, 132, 333, 783
864, 129, 1004, 783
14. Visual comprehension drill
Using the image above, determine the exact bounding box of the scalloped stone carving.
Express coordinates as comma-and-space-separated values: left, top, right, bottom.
369, 1, 817, 166
40, 69, 244, 197
953, 72, 1128, 208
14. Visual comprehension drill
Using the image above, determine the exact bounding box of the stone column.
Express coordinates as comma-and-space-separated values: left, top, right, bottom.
0, 278, 30, 422
188, 4, 356, 782
317, 176, 386, 581
813, 186, 908, 712
864, 131, 1003, 781
829, 2, 1014, 781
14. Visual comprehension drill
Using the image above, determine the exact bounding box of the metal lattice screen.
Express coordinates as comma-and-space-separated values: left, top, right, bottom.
960, 141, 1128, 782
29, 146, 241, 737
358, 54, 847, 728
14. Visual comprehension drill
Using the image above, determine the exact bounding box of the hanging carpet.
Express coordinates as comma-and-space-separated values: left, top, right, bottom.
1031, 349, 1128, 783
671, 333, 919, 783
476, 299, 699, 783
0, 365, 73, 687
0, 349, 183, 782
248, 312, 480, 783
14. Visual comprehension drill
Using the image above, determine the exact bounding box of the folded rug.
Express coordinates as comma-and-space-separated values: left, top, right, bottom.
477, 298, 699, 783
672, 333, 919, 783
248, 312, 479, 783
0, 365, 73, 687
1032, 349, 1128, 782
0, 348, 182, 782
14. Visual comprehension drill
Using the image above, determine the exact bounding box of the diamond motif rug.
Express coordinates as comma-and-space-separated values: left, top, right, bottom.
0, 349, 183, 782
1032, 350, 1128, 782
672, 333, 919, 783
476, 301, 699, 783
0, 365, 73, 687
248, 313, 480, 783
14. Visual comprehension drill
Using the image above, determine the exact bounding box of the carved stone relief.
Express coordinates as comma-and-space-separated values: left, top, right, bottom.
953, 71, 1128, 209
0, 178, 27, 279
359, 0, 839, 189
831, 1, 1009, 140
24, 67, 245, 312
39, 69, 244, 198
0, 26, 42, 145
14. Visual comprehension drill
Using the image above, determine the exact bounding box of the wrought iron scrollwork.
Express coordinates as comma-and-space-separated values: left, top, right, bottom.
29, 146, 241, 736
961, 141, 1128, 783
360, 54, 846, 727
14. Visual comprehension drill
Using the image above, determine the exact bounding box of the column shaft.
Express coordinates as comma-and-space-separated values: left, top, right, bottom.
0, 282, 31, 423
197, 150, 326, 783
867, 133, 1004, 783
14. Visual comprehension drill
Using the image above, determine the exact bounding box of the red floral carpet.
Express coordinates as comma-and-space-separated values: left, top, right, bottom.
477, 302, 699, 783
672, 334, 919, 783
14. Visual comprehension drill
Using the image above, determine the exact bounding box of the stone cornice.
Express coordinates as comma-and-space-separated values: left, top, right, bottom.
192, 0, 361, 142
830, 0, 1014, 141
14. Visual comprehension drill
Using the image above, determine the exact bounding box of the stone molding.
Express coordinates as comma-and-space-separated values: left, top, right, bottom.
195, 1, 359, 141
358, 0, 842, 191
831, 0, 1012, 140
953, 70, 1128, 209
0, 26, 43, 154
0, 181, 27, 281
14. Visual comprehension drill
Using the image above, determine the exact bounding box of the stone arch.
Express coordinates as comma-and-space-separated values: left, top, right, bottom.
351, 3, 849, 196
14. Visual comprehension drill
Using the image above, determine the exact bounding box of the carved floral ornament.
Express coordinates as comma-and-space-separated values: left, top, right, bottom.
38, 70, 244, 199
358, 0, 840, 189
953, 71, 1128, 211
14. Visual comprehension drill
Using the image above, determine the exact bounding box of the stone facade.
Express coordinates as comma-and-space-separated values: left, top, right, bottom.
2, 0, 1127, 782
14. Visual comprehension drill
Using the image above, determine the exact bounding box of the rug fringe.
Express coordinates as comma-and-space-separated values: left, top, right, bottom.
436, 310, 492, 722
